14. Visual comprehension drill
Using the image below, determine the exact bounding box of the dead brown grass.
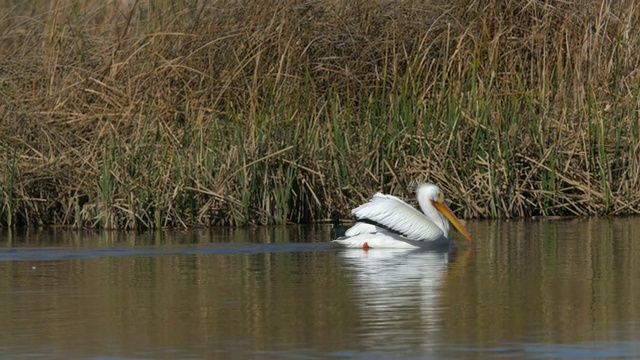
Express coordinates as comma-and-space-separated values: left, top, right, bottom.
1, 0, 640, 228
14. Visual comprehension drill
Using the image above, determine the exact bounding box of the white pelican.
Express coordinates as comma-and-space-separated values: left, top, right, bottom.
332, 184, 473, 249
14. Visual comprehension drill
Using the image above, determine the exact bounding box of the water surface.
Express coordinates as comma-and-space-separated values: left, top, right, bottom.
0, 219, 639, 359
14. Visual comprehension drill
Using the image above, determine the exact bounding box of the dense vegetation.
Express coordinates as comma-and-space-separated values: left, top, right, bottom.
1, 0, 639, 228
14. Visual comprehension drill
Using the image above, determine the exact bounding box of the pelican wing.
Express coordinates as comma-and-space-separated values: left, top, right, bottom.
351, 193, 444, 241
344, 222, 382, 237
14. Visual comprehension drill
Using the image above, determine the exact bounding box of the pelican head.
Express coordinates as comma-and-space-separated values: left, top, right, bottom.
416, 184, 473, 242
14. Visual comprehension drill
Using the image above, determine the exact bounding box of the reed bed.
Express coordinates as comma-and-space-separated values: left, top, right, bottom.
1, 0, 639, 228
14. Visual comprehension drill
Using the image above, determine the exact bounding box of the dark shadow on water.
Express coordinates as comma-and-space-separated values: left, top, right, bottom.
0, 225, 335, 247
450, 340, 640, 359
0, 241, 338, 261
0, 225, 339, 261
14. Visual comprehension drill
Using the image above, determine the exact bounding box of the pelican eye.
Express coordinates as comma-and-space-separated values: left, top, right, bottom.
437, 193, 444, 203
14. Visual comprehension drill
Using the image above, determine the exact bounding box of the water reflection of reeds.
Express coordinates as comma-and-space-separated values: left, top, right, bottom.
1, 221, 639, 358
0, 226, 357, 358
440, 218, 640, 346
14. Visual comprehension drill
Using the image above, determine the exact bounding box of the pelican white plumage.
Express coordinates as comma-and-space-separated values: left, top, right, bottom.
332, 184, 473, 249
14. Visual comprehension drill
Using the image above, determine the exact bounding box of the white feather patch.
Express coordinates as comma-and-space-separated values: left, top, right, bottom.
344, 222, 384, 237
332, 232, 421, 249
331, 231, 449, 249
350, 193, 444, 241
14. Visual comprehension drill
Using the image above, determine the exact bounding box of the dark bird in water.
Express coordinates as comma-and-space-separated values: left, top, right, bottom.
331, 212, 351, 240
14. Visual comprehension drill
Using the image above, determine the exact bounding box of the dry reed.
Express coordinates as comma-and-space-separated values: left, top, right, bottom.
1, 0, 640, 228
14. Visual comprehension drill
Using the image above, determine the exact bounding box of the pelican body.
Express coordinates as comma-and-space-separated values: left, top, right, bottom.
332, 184, 473, 249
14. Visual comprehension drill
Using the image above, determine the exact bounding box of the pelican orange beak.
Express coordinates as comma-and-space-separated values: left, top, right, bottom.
431, 195, 473, 242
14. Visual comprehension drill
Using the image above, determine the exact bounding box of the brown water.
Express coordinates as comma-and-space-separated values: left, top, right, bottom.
0, 219, 639, 359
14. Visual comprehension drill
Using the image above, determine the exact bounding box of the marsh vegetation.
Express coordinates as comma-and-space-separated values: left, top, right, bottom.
1, 0, 639, 228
